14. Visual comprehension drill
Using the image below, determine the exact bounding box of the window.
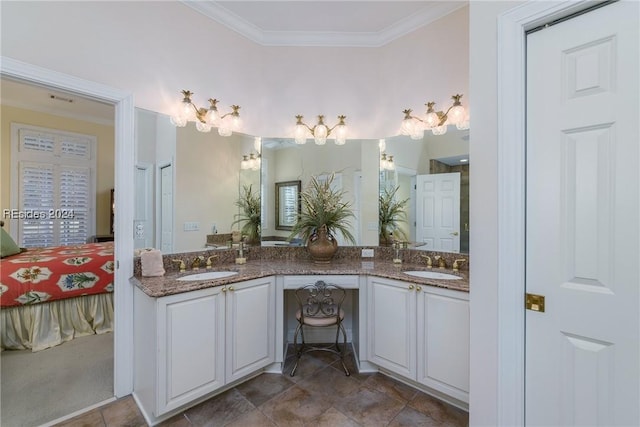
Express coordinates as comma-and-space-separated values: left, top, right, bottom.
11, 124, 97, 247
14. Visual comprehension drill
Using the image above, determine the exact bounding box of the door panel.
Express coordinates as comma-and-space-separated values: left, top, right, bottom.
416, 172, 460, 252
526, 2, 639, 425
225, 277, 275, 383
367, 277, 416, 379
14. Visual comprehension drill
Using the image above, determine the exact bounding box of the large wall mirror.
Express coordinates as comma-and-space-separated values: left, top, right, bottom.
379, 129, 469, 254
134, 110, 468, 254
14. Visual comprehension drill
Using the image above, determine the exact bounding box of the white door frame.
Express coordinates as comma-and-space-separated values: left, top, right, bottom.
0, 57, 135, 397
496, 1, 602, 425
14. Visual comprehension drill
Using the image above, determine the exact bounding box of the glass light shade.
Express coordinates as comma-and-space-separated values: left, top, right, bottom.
294, 124, 307, 144
195, 121, 211, 132
448, 105, 465, 126
314, 124, 328, 145
231, 115, 242, 131
388, 156, 395, 171
206, 109, 220, 126
425, 111, 439, 129
170, 115, 187, 127
400, 117, 415, 135
218, 115, 233, 136
432, 125, 448, 136
334, 124, 347, 145
410, 126, 424, 140
456, 114, 470, 130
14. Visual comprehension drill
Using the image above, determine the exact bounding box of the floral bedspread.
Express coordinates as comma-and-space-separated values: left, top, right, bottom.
0, 242, 114, 308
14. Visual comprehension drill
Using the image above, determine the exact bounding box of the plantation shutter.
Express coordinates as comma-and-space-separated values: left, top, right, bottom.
14, 125, 96, 247
19, 162, 56, 247
59, 166, 91, 245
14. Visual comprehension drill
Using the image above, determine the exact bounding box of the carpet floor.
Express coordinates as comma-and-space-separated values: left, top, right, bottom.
1, 332, 114, 427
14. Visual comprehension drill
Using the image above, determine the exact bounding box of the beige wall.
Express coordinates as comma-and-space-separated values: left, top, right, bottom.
0, 105, 115, 237
1, 2, 469, 139
173, 127, 251, 252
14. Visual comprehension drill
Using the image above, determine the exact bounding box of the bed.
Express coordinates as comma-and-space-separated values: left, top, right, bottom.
1, 242, 114, 352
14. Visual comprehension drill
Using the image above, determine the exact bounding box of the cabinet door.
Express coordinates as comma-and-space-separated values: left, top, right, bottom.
417, 287, 469, 403
367, 277, 416, 379
225, 276, 276, 383
157, 287, 225, 414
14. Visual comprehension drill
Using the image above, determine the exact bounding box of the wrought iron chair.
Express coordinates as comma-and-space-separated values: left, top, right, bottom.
290, 280, 350, 376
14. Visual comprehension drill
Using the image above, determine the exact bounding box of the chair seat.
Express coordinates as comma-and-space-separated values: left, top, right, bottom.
295, 308, 345, 327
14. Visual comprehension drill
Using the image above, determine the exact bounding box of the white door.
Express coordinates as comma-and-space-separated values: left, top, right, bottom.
159, 163, 173, 253
526, 2, 639, 425
134, 164, 153, 249
416, 173, 460, 252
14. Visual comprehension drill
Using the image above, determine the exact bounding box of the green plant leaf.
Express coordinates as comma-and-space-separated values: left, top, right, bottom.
288, 173, 356, 245
379, 186, 409, 244
232, 184, 261, 243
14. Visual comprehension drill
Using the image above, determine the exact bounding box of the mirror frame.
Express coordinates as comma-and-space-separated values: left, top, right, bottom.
275, 180, 301, 231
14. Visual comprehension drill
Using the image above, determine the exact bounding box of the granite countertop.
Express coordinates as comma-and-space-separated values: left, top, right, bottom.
131, 259, 469, 298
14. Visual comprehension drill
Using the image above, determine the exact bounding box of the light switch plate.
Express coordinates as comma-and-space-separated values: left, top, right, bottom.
183, 221, 200, 231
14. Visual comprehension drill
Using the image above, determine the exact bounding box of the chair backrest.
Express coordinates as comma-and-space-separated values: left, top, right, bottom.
295, 280, 346, 321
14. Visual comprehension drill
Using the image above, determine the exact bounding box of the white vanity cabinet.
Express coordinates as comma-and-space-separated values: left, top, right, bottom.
367, 276, 469, 403
225, 277, 276, 383
133, 276, 276, 421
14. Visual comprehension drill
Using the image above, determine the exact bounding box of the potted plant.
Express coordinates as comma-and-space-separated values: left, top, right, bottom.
288, 173, 356, 263
232, 184, 261, 244
379, 186, 409, 245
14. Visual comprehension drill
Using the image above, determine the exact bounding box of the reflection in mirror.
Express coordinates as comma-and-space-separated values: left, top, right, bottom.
275, 180, 301, 231
136, 108, 262, 254
261, 138, 377, 246
379, 129, 469, 253
135, 111, 466, 254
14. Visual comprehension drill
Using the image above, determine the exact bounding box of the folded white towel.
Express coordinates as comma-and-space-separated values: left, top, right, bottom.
141, 249, 165, 277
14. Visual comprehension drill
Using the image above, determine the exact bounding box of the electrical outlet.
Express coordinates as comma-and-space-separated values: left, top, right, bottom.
361, 248, 374, 258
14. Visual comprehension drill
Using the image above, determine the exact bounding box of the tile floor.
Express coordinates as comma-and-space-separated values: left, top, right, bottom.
56, 349, 468, 426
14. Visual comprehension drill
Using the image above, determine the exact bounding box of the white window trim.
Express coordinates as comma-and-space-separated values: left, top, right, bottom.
10, 122, 97, 245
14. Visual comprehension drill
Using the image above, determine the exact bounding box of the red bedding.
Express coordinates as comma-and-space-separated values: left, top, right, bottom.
0, 242, 114, 308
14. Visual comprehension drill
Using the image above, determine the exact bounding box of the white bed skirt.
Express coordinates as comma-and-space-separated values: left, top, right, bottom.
1, 293, 114, 352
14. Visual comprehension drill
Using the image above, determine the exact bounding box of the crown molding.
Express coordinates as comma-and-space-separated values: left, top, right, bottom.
181, 1, 466, 47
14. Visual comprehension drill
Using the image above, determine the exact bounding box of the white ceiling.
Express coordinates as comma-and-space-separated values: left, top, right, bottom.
1, 78, 115, 125
182, 0, 467, 47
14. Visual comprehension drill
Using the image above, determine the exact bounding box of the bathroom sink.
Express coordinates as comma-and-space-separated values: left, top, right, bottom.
403, 270, 462, 280
176, 271, 239, 281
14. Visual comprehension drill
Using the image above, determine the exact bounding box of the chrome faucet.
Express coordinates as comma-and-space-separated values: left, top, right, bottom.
191, 255, 204, 270
420, 255, 432, 268
453, 258, 466, 272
